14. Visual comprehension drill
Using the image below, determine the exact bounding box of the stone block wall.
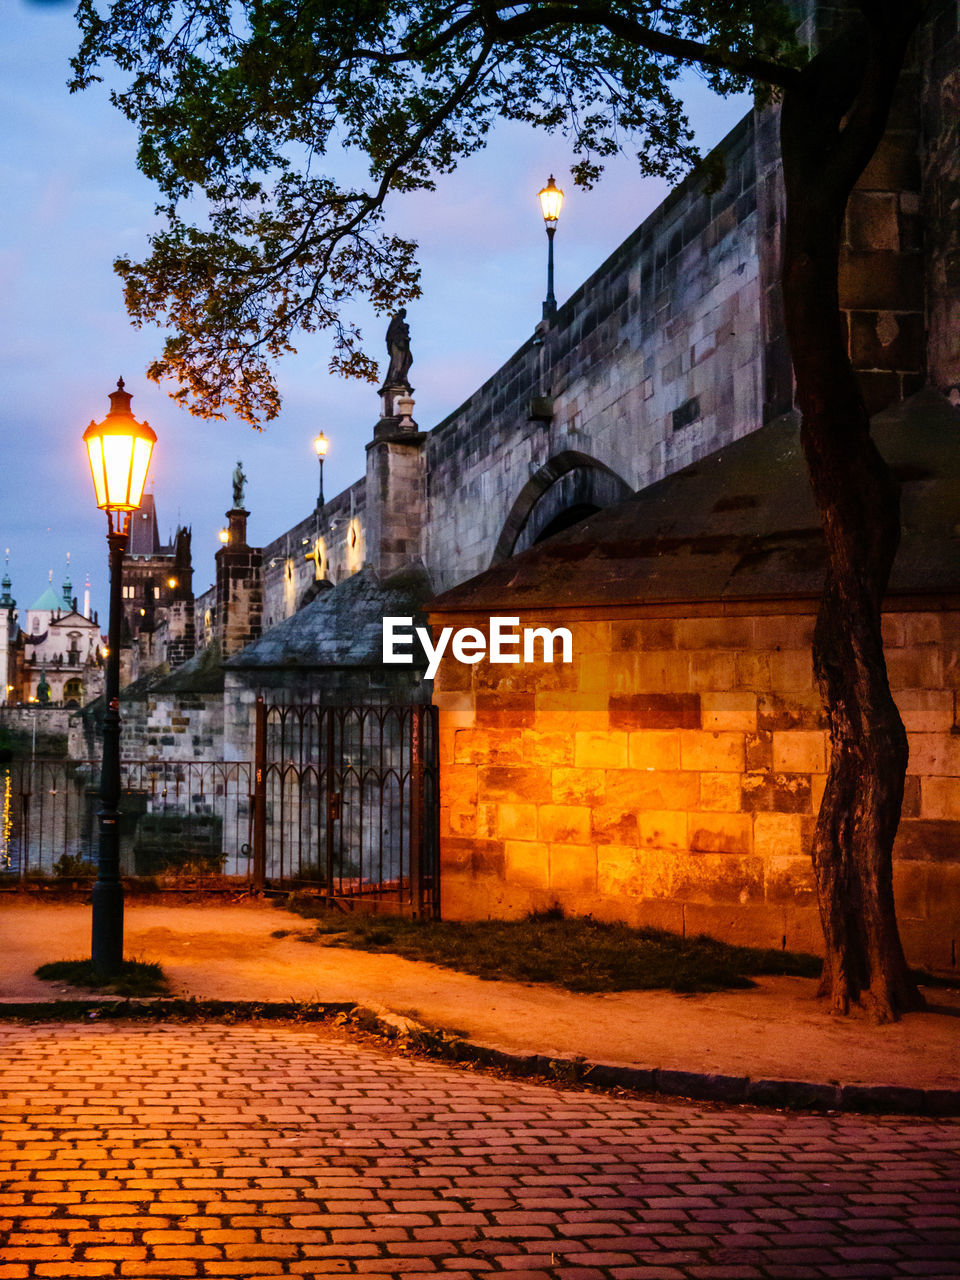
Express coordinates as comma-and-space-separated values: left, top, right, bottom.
260, 479, 367, 631
215, 510, 263, 659
920, 0, 960, 401
432, 602, 960, 973
423, 115, 767, 592
118, 692, 225, 764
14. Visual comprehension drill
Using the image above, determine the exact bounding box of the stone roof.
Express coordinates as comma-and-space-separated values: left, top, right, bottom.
225, 566, 434, 670
147, 641, 224, 695
432, 389, 960, 613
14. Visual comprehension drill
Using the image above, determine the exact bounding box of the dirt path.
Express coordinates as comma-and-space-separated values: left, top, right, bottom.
1, 898, 957, 1089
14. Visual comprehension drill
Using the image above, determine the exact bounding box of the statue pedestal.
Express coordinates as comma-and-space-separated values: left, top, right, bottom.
375, 382, 418, 441
224, 508, 250, 548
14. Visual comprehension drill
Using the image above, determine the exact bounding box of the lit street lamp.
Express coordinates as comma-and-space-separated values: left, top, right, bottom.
313, 432, 329, 508
538, 174, 564, 319
82, 378, 156, 974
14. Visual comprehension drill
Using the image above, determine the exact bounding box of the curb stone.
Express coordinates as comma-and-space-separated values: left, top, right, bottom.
0, 998, 356, 1022
0, 997, 957, 1116
367, 1018, 960, 1117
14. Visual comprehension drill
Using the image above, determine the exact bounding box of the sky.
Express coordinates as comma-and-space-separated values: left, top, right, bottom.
2, 0, 751, 621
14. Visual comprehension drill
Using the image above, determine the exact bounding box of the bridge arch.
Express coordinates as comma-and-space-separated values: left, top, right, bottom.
491, 450, 633, 566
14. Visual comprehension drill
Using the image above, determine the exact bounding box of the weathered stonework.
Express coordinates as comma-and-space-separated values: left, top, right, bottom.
215, 509, 263, 660
430, 393, 960, 973
431, 601, 960, 972
919, 0, 960, 401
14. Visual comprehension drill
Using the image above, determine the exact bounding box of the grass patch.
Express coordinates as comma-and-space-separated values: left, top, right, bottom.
277, 900, 822, 993
35, 958, 171, 998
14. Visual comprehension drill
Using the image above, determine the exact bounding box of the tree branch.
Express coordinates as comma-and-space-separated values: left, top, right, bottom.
348, 1, 802, 89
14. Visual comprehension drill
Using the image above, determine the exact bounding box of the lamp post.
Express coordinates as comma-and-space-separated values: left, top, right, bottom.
538, 174, 564, 319
82, 378, 156, 974
313, 432, 329, 508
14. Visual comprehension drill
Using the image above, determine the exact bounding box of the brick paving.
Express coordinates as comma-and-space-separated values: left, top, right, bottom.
0, 1023, 958, 1280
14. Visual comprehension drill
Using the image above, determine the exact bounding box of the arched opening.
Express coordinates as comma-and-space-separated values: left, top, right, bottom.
491, 450, 632, 565
532, 502, 602, 545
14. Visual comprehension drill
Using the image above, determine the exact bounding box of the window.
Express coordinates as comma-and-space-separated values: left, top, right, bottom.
672, 396, 701, 432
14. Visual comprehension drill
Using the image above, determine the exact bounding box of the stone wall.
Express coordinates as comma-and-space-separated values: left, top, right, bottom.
920, 0, 960, 400
118, 691, 224, 764
431, 602, 960, 974
252, 114, 770, 622
0, 706, 75, 756
422, 115, 769, 593
215, 509, 263, 659
260, 479, 367, 631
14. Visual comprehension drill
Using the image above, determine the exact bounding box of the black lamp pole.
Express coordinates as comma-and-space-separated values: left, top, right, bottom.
91, 516, 127, 973
83, 377, 155, 976
543, 223, 557, 319
314, 433, 329, 509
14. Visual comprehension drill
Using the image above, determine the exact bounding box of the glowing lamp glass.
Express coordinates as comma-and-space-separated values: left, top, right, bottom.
82, 385, 156, 513
538, 175, 564, 225
313, 432, 329, 458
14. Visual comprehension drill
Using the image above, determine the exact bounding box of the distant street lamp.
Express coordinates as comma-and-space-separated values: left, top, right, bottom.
313, 432, 329, 508
82, 378, 156, 974
538, 174, 564, 319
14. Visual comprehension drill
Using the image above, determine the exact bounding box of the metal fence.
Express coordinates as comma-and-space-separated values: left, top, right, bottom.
252, 700, 440, 916
0, 758, 253, 881
0, 701, 439, 915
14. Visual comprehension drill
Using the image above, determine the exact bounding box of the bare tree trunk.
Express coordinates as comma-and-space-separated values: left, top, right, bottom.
778, 8, 926, 1019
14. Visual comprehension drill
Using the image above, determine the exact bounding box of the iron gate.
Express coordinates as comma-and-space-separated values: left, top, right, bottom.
251, 699, 440, 916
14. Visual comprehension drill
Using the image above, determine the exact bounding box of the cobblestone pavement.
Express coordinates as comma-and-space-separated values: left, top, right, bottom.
1, 1023, 958, 1280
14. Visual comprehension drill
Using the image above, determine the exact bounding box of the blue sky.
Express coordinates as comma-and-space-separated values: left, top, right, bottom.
2, 0, 750, 620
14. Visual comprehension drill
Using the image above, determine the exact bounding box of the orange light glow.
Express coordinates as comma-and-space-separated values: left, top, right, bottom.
538, 175, 564, 225
82, 379, 156, 513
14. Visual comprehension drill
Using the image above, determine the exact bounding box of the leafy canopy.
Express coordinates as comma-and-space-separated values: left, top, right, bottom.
72, 1, 802, 423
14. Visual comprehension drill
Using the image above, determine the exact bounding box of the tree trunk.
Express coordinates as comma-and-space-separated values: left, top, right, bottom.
778, 9, 925, 1020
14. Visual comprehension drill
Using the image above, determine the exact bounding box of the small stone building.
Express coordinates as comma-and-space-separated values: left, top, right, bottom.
429, 390, 960, 973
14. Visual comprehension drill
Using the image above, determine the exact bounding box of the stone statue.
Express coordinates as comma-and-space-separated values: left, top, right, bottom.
384, 308, 413, 388
232, 460, 247, 508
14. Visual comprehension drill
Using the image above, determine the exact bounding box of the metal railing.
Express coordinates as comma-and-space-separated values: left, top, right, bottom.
1, 701, 440, 915
0, 758, 253, 881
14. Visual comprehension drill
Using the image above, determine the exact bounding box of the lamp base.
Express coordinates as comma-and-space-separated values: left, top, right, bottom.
91, 878, 124, 974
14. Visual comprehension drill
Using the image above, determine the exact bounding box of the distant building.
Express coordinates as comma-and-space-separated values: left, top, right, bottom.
119, 494, 196, 683
18, 567, 104, 707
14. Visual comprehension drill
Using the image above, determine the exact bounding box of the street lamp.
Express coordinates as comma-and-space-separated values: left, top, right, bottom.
538, 174, 564, 319
82, 377, 156, 974
313, 432, 329, 508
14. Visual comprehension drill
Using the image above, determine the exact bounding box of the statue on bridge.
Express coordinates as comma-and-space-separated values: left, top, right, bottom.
232, 459, 247, 509
384, 309, 413, 389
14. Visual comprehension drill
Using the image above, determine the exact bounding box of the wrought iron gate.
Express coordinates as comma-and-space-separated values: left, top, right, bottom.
251, 699, 440, 916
